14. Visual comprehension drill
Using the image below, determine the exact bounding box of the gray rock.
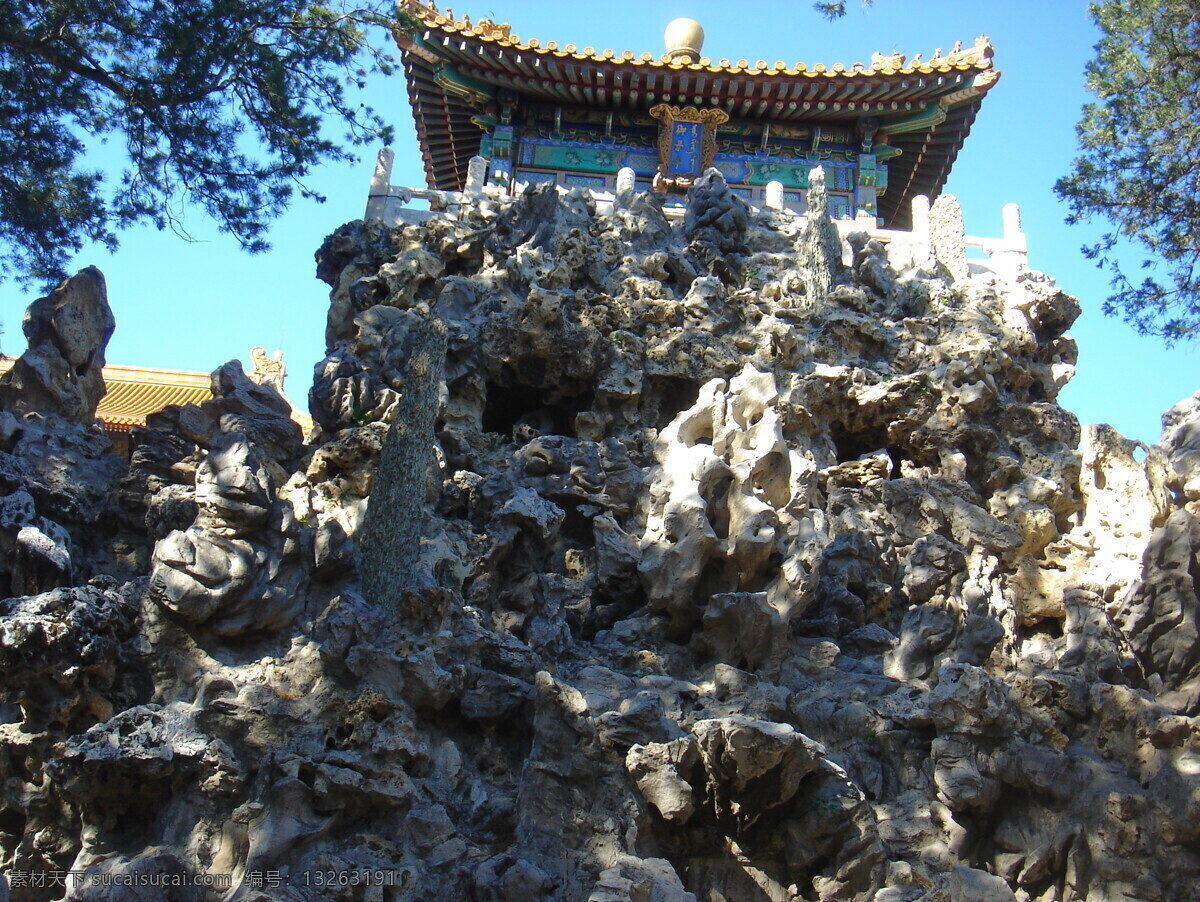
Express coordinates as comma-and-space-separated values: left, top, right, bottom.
0, 267, 114, 423
693, 716, 826, 832
0, 580, 143, 733
930, 193, 969, 283
357, 312, 446, 610
2, 171, 1198, 902
797, 166, 847, 302
589, 855, 696, 902
1116, 508, 1200, 713
149, 360, 302, 468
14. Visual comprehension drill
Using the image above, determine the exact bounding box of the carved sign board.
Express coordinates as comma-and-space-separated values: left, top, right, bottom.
649, 104, 729, 185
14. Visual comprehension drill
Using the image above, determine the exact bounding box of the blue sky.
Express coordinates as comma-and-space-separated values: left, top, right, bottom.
3, 0, 1196, 444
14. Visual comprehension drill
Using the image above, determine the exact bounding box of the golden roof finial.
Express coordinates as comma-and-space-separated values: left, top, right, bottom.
664, 18, 704, 64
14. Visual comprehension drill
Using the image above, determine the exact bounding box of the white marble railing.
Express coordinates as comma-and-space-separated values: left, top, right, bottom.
365, 149, 1030, 281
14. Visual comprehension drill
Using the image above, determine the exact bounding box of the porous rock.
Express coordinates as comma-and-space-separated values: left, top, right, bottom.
0, 267, 114, 423
0, 176, 1198, 902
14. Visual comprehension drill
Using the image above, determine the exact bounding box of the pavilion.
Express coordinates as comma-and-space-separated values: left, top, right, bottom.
391, 2, 1000, 227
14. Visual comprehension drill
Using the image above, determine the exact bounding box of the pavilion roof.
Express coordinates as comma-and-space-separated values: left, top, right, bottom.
0, 361, 313, 434
394, 1, 1000, 226
96, 365, 213, 431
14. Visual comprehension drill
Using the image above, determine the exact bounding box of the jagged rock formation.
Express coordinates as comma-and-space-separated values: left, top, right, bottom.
0, 267, 113, 424
0, 174, 1198, 902
0, 269, 143, 599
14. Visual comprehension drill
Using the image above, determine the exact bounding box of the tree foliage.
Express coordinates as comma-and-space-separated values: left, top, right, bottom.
0, 0, 394, 286
1055, 0, 1200, 344
812, 1, 874, 21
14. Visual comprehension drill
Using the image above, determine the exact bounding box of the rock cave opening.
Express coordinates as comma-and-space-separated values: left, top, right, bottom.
481, 380, 593, 440
642, 375, 702, 432
1018, 616, 1064, 641
0, 807, 26, 844
700, 470, 734, 540
696, 557, 740, 605
830, 421, 909, 478
558, 502, 596, 546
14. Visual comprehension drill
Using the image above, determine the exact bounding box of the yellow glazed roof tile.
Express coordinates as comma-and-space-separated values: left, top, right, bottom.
0, 360, 312, 434
398, 0, 994, 78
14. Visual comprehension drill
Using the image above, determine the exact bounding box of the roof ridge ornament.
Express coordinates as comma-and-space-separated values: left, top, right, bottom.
664, 18, 704, 64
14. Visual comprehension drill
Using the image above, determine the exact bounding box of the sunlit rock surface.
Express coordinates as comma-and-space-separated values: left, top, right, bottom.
0, 174, 1198, 901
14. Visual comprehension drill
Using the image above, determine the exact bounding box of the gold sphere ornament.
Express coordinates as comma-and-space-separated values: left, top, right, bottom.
664, 18, 704, 64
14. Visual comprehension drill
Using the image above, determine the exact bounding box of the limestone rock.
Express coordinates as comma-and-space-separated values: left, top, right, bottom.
0, 304, 139, 591
149, 359, 302, 468
0, 169, 1199, 902
1117, 508, 1200, 713
626, 737, 700, 823
0, 578, 145, 733
797, 166, 847, 302
693, 716, 826, 832
589, 855, 696, 902
1162, 389, 1200, 501
0, 267, 114, 423
149, 432, 304, 636
930, 194, 968, 283
357, 312, 447, 608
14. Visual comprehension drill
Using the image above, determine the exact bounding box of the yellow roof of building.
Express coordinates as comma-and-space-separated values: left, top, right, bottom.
96, 365, 213, 431
0, 360, 313, 434
399, 1, 995, 76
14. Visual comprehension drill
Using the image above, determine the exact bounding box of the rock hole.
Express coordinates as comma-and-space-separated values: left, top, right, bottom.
830, 424, 909, 478
696, 557, 736, 605
0, 808, 25, 839
701, 471, 734, 539
1132, 444, 1148, 463
482, 381, 591, 440
1019, 618, 1064, 641
642, 376, 701, 431
679, 411, 715, 446
831, 422, 886, 464
440, 256, 473, 279
588, 582, 647, 638
885, 446, 910, 479
7, 750, 37, 786
297, 760, 319, 786
1093, 463, 1107, 490
559, 504, 595, 545
751, 451, 791, 508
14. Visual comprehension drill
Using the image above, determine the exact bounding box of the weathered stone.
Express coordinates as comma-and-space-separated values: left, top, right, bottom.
589, 855, 697, 902
626, 737, 700, 823
693, 716, 826, 832
797, 166, 847, 302
698, 591, 788, 674
1162, 389, 1200, 501
149, 432, 304, 636
1116, 508, 1200, 713
1, 169, 1198, 902
0, 579, 144, 733
0, 267, 114, 423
